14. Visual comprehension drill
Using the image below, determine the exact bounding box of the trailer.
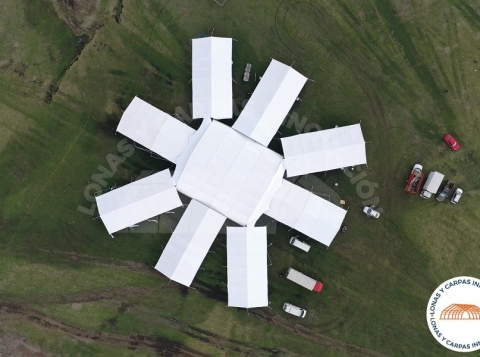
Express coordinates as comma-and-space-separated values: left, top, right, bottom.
286, 268, 323, 292
420, 171, 444, 199
436, 180, 454, 202
405, 164, 424, 194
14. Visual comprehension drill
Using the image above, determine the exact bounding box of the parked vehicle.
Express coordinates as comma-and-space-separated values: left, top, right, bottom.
436, 180, 454, 202
286, 268, 323, 292
243, 63, 252, 82
405, 164, 424, 194
450, 188, 463, 204
363, 205, 380, 218
283, 302, 307, 318
443, 133, 460, 151
289, 237, 310, 252
420, 171, 444, 199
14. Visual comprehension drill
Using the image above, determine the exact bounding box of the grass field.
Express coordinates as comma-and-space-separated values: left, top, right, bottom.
1, 0, 480, 356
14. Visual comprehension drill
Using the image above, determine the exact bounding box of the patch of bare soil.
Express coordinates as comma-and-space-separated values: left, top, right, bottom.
51, 0, 123, 36
0, 329, 55, 357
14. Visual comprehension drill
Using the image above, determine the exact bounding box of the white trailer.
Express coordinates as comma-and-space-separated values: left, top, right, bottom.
420, 171, 444, 199
286, 268, 323, 292
283, 302, 307, 318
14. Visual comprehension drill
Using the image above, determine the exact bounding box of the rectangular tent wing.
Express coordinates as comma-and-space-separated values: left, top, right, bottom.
282, 124, 366, 177
117, 97, 195, 163
227, 227, 268, 308
265, 180, 347, 247
96, 170, 182, 234
233, 59, 307, 146
154, 199, 226, 287
192, 37, 233, 119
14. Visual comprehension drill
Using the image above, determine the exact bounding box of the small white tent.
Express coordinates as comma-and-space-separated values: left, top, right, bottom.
155, 199, 226, 286
227, 227, 268, 308
233, 59, 307, 146
192, 37, 233, 119
96, 170, 182, 234
265, 179, 346, 247
117, 97, 195, 163
282, 124, 366, 177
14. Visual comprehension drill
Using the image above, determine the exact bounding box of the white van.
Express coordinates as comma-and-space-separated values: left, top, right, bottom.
283, 303, 307, 318
289, 237, 310, 252
450, 188, 463, 204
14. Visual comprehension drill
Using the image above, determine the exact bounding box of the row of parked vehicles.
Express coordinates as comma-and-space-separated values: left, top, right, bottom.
282, 239, 324, 318
405, 164, 462, 203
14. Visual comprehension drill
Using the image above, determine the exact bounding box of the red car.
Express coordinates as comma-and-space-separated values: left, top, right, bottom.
443, 134, 460, 151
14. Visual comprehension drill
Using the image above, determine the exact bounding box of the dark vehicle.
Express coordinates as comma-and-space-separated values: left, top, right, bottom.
436, 180, 454, 202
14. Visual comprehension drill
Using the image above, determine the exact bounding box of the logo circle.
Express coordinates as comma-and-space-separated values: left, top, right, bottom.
426, 276, 480, 352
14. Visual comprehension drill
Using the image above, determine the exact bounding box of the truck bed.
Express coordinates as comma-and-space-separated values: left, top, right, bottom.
405, 168, 424, 193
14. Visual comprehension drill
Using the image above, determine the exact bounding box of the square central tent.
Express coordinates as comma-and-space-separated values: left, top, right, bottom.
175, 120, 284, 226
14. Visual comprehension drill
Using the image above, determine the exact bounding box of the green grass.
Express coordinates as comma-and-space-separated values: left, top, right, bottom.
1, 0, 480, 355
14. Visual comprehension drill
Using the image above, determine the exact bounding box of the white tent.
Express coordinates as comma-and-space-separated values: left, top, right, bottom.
192, 37, 233, 119
282, 124, 366, 177
154, 199, 226, 287
175, 120, 284, 226
117, 97, 195, 163
233, 59, 307, 146
265, 179, 346, 247
95, 170, 182, 234
227, 227, 268, 308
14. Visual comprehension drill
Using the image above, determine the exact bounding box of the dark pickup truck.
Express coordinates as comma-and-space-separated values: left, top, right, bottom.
436, 180, 454, 202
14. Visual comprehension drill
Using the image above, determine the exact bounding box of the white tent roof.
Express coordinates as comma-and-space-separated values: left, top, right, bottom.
233, 59, 307, 146
282, 124, 366, 177
192, 37, 233, 119
227, 227, 268, 308
117, 97, 195, 163
176, 120, 284, 226
96, 170, 182, 234
265, 179, 347, 247
154, 199, 226, 287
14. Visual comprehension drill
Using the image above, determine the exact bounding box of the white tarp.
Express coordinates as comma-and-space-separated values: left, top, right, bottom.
176, 120, 284, 226
227, 227, 268, 308
117, 97, 195, 163
265, 180, 347, 247
192, 37, 232, 119
154, 199, 226, 287
96, 170, 182, 234
282, 124, 366, 177
233, 59, 307, 146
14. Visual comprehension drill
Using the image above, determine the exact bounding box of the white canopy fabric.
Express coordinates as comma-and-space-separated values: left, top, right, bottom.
265, 179, 347, 247
154, 199, 226, 287
117, 97, 195, 163
233, 59, 307, 146
192, 37, 233, 119
227, 227, 268, 308
282, 124, 366, 177
96, 170, 182, 234
176, 120, 284, 226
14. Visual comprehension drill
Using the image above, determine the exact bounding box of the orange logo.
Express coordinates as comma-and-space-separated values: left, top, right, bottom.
440, 304, 480, 320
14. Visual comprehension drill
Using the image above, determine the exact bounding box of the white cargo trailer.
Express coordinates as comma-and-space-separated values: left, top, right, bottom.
286, 268, 323, 292
420, 171, 444, 199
